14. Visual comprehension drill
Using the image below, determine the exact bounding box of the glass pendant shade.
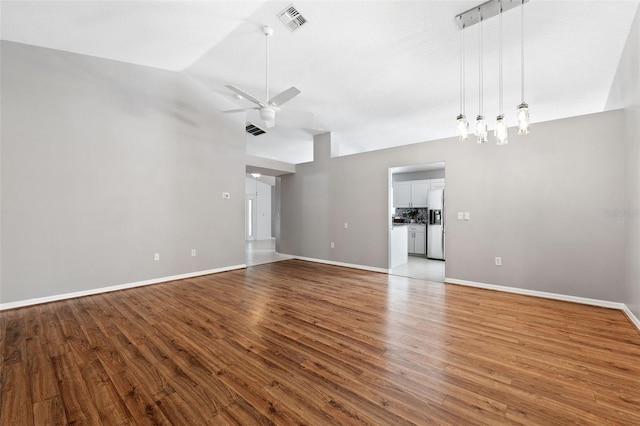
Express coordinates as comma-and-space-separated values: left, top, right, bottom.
476, 115, 488, 143
517, 103, 530, 134
495, 114, 509, 145
457, 114, 469, 140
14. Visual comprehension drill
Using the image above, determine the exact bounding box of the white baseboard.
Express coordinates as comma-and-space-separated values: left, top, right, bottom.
0, 264, 247, 311
445, 277, 625, 310
445, 277, 640, 333
622, 304, 640, 332
292, 256, 389, 274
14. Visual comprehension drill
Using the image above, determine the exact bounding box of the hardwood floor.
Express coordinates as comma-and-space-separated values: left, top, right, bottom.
2, 259, 639, 425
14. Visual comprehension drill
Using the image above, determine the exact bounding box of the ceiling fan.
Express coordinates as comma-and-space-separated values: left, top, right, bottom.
223, 26, 305, 128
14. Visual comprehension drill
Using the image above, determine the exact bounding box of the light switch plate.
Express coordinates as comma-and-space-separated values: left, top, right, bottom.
464, 212, 470, 221
222, 192, 231, 199
457, 212, 464, 220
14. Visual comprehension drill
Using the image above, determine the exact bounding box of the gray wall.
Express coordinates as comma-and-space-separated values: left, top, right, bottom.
1, 42, 246, 304
279, 111, 626, 302
606, 7, 640, 318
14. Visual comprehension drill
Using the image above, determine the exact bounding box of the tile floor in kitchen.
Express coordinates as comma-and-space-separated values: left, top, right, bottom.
390, 255, 445, 283
248, 239, 445, 283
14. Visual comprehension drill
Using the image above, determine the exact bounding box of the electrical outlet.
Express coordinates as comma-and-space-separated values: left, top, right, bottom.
464, 212, 470, 221
344, 222, 348, 229
191, 249, 196, 257
154, 253, 160, 261
495, 257, 502, 266
222, 192, 230, 199
330, 242, 335, 248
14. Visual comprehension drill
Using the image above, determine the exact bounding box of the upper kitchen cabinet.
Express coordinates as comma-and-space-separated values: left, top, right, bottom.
411, 181, 429, 207
393, 180, 429, 208
393, 182, 412, 207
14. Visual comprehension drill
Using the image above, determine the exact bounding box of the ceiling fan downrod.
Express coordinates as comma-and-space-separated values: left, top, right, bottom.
263, 26, 273, 104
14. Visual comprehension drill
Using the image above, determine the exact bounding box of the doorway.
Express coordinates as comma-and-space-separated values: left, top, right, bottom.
388, 162, 446, 282
244, 173, 291, 266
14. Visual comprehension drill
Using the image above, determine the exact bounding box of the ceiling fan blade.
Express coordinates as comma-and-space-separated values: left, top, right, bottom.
222, 108, 257, 114
268, 87, 300, 107
225, 85, 265, 107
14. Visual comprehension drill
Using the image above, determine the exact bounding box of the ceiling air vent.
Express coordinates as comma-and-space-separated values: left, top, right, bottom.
246, 123, 266, 136
277, 4, 308, 32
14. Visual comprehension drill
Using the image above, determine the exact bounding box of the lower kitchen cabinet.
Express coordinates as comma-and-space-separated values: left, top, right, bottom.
407, 224, 426, 255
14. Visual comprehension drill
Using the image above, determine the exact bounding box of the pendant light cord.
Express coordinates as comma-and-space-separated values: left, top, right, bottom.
479, 15, 483, 116
499, 6, 503, 115
460, 23, 465, 115
520, 0, 525, 103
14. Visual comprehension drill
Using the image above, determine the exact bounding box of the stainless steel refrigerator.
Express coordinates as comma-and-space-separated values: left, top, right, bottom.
427, 189, 445, 260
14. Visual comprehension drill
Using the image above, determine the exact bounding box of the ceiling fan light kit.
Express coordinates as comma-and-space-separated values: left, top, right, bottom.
456, 0, 531, 145
259, 107, 276, 125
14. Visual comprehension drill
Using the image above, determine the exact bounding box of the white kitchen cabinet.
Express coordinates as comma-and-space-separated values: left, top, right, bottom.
411, 181, 429, 207
390, 225, 409, 268
393, 182, 412, 208
407, 224, 426, 255
394, 180, 429, 208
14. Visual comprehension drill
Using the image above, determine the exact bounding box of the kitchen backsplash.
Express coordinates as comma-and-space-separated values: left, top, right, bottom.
395, 208, 428, 223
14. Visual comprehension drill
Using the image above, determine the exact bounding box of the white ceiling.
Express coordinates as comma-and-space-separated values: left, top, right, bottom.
0, 1, 267, 71
2, 1, 639, 165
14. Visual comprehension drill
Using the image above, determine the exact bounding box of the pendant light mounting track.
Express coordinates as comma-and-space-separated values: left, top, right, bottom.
455, 0, 528, 29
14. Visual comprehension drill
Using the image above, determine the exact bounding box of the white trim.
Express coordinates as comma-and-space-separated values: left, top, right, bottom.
293, 256, 389, 274
444, 277, 626, 310
622, 304, 640, 332
440, 277, 640, 334
0, 264, 246, 311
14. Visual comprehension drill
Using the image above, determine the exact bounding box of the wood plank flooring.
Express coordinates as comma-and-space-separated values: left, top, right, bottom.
1, 259, 640, 425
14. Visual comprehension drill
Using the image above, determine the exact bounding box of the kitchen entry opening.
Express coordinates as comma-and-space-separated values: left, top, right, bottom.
388, 162, 446, 283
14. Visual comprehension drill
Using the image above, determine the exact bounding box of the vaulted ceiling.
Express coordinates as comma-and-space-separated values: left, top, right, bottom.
2, 1, 638, 164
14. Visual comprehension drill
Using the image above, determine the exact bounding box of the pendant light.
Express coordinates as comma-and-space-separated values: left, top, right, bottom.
455, 0, 530, 145
495, 4, 509, 145
517, 0, 530, 134
457, 20, 469, 140
475, 14, 488, 144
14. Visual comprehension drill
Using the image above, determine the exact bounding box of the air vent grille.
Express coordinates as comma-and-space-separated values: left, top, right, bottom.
246, 123, 266, 136
277, 4, 308, 32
